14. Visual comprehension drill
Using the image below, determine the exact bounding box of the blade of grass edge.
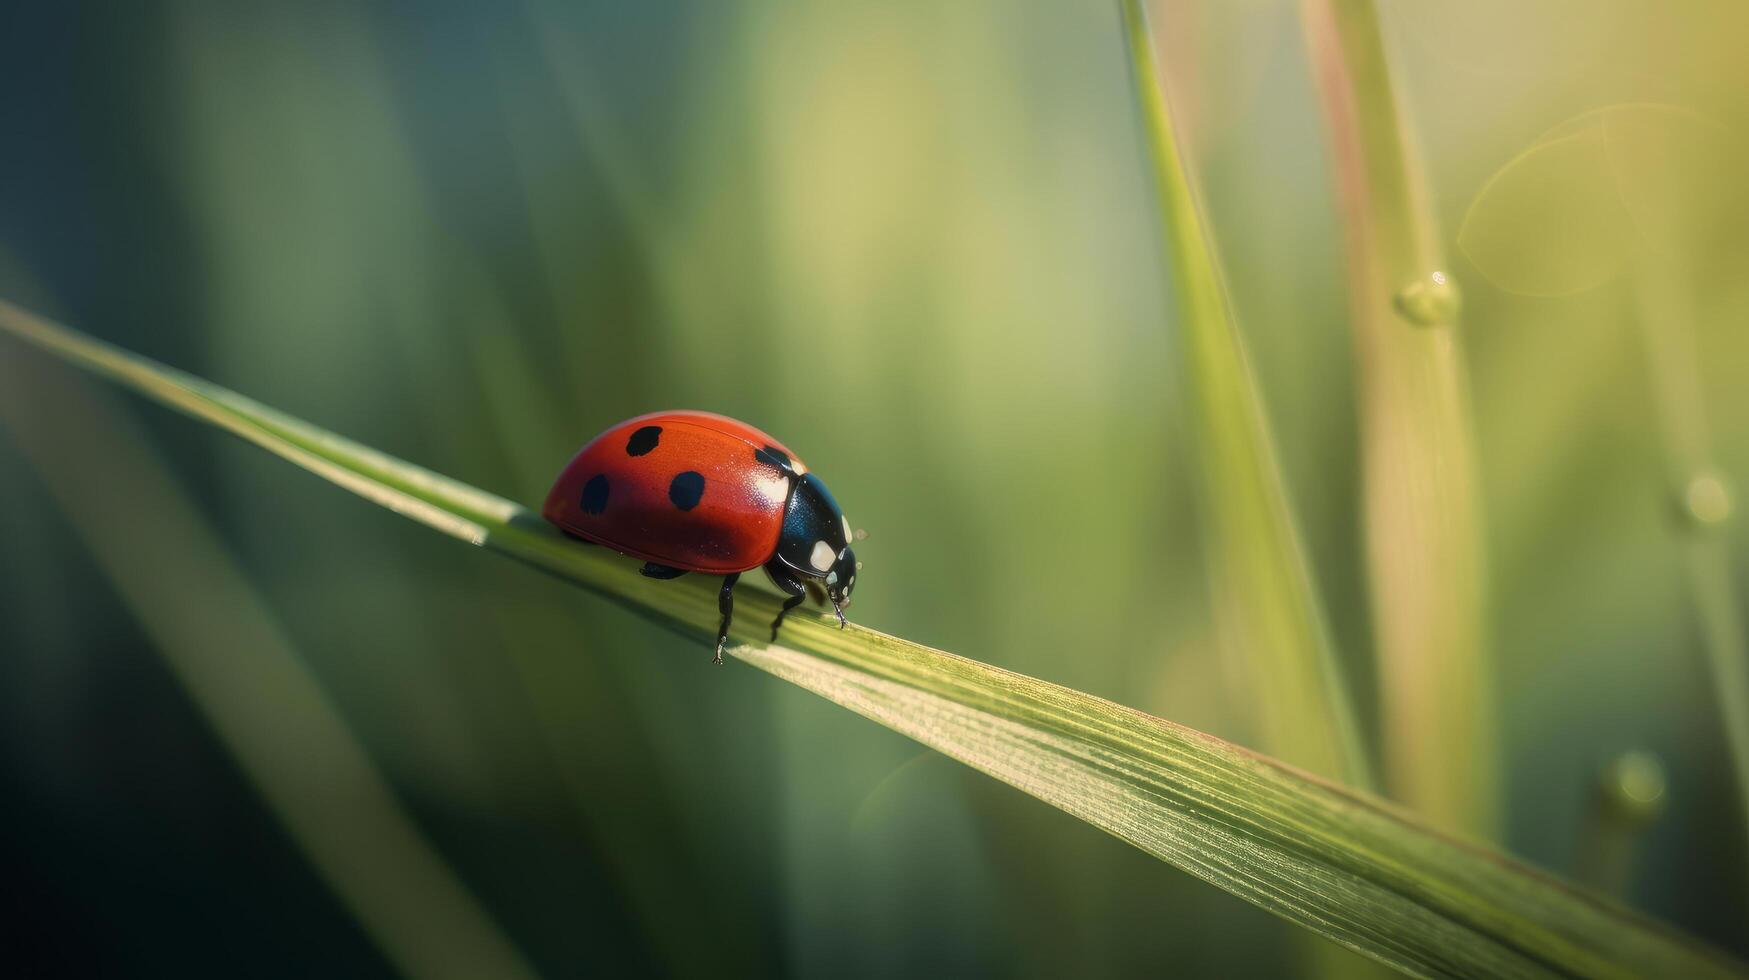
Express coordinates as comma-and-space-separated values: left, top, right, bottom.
1118, 0, 1372, 789
1298, 0, 1497, 837
0, 339, 538, 980
3, 300, 1743, 977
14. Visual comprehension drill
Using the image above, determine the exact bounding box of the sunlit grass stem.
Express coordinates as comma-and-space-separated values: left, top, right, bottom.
1298, 0, 1496, 837
1120, 0, 1371, 791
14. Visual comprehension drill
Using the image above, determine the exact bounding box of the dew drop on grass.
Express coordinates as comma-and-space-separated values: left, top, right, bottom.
1681, 471, 1732, 529
1598, 751, 1666, 825
1392, 270, 1461, 326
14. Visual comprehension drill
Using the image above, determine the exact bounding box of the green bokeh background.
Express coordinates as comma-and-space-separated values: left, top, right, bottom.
3, 1, 1747, 975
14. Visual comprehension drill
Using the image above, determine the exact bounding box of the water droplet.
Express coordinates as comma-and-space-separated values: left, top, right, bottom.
1392, 270, 1462, 326
1598, 751, 1666, 824
1681, 471, 1732, 528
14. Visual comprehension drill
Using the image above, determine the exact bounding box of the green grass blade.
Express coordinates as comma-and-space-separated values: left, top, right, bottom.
1298, 0, 1496, 835
1119, 0, 1370, 787
0, 359, 538, 980
1632, 255, 1749, 859
4, 298, 1743, 978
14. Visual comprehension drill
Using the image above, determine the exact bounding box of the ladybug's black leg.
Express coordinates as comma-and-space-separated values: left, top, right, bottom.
713, 572, 740, 665
764, 560, 808, 642
640, 562, 688, 580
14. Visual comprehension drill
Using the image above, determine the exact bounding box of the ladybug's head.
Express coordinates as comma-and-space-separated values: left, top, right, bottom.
775, 473, 858, 625
824, 545, 857, 619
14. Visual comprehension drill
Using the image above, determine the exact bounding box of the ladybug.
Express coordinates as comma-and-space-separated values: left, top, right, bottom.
543, 410, 859, 664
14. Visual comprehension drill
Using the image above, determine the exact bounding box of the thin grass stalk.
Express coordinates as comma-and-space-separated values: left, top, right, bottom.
1119, 0, 1371, 789
1299, 0, 1496, 836
1574, 751, 1667, 898
0, 353, 537, 980
1631, 255, 1749, 861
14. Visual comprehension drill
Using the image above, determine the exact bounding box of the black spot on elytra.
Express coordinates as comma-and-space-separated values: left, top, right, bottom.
754, 445, 793, 472
580, 474, 610, 514
626, 425, 662, 456
669, 471, 705, 511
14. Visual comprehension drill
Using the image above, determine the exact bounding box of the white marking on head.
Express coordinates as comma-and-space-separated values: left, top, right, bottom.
810, 539, 835, 571
826, 571, 838, 585
842, 515, 853, 542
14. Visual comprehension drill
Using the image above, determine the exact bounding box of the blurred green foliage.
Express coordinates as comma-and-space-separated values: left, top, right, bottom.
12, 302, 1734, 978
3, 0, 1748, 975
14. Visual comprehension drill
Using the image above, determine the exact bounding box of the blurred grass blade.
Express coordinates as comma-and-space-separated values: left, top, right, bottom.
1575, 751, 1668, 897
5, 300, 1745, 978
1119, 0, 1369, 787
1632, 256, 1749, 854
1298, 0, 1496, 835
0, 326, 537, 980
1454, 104, 1749, 852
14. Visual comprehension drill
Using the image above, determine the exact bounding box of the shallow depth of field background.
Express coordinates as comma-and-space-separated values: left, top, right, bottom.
3, 1, 1748, 976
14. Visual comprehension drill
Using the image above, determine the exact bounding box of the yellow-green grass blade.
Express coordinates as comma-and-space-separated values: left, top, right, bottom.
3, 298, 1742, 978
1298, 0, 1496, 836
1632, 255, 1749, 864
0, 356, 538, 980
1119, 0, 1370, 787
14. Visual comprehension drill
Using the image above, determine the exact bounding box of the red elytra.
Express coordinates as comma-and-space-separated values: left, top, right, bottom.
544, 411, 804, 573
544, 410, 859, 664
